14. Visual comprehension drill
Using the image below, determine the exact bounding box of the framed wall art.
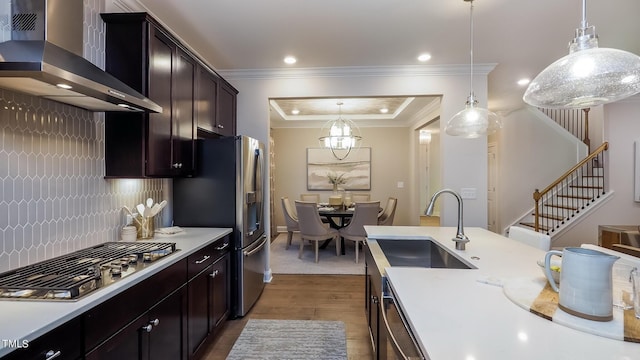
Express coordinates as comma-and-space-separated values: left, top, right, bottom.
306, 147, 371, 191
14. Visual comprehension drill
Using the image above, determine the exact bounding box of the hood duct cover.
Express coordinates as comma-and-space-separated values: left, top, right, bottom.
0, 0, 161, 113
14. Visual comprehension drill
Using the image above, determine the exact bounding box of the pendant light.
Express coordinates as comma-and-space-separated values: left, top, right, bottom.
523, 0, 640, 109
318, 101, 362, 160
445, 0, 502, 139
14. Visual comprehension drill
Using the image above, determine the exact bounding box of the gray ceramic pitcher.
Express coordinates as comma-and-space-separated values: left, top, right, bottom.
544, 247, 619, 321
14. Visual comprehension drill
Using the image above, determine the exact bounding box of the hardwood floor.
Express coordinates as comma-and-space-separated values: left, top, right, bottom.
200, 274, 372, 359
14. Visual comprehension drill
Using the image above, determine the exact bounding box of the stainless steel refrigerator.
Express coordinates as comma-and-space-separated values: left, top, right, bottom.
173, 135, 267, 317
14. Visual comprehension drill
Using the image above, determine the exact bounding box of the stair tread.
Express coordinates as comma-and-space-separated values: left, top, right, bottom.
569, 185, 603, 189
533, 213, 565, 221
543, 203, 578, 210
556, 194, 593, 200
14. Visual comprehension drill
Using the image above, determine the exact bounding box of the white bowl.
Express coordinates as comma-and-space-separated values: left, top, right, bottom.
537, 259, 561, 283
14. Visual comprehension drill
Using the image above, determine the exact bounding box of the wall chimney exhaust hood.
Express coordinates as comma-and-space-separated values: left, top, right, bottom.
0, 0, 161, 113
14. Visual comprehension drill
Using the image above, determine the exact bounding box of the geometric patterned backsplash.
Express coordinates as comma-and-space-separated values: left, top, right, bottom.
0, 94, 165, 272
0, 0, 166, 273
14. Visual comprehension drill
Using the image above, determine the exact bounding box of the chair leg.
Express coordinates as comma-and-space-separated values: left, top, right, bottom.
286, 231, 293, 249
355, 241, 359, 263
315, 241, 319, 263
298, 239, 304, 259
335, 236, 340, 256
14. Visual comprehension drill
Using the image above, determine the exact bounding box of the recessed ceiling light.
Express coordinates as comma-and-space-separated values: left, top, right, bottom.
291, 109, 300, 115
417, 53, 432, 62
517, 78, 531, 86
284, 56, 297, 65
56, 83, 72, 89
380, 108, 389, 114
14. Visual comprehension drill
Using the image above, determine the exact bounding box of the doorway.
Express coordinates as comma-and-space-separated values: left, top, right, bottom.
417, 119, 440, 225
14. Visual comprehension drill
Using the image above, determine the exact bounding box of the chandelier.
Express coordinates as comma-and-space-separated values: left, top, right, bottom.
445, 0, 502, 138
523, 0, 640, 109
318, 101, 362, 160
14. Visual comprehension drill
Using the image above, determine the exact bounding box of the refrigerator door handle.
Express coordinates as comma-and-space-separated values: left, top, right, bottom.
253, 148, 263, 226
244, 235, 268, 257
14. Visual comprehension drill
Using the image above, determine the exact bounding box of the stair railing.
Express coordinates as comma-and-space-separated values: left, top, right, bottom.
532, 142, 608, 234
539, 108, 591, 151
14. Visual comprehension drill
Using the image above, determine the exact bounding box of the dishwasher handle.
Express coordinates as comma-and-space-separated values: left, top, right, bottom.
381, 295, 424, 360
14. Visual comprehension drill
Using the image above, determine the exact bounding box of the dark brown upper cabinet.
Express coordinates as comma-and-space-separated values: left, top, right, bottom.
102, 13, 235, 177
195, 64, 237, 138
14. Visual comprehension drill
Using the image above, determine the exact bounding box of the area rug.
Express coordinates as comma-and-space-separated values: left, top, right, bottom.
270, 233, 365, 275
227, 319, 347, 360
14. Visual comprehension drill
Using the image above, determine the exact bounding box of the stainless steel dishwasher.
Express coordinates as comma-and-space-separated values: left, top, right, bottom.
381, 278, 425, 360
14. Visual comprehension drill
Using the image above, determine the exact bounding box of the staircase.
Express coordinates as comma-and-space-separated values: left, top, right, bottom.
514, 108, 611, 236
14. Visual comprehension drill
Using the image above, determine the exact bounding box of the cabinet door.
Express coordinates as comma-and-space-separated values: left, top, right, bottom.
3, 317, 82, 360
187, 266, 212, 356
195, 65, 219, 135
211, 252, 230, 330
172, 49, 195, 175
147, 288, 187, 360
147, 27, 174, 176
85, 315, 147, 360
217, 81, 237, 137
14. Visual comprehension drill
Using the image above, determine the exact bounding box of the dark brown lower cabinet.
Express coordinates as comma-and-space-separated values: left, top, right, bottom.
187, 238, 231, 359
86, 287, 186, 360
1, 239, 231, 360
85, 315, 148, 360
1, 317, 82, 360
146, 287, 188, 360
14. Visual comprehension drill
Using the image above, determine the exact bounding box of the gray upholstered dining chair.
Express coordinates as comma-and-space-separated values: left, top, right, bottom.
295, 201, 340, 262
281, 197, 299, 249
351, 193, 370, 202
377, 197, 397, 226
339, 201, 380, 263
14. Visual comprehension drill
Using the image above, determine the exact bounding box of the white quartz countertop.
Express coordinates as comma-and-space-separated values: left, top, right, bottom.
0, 227, 232, 357
364, 226, 640, 360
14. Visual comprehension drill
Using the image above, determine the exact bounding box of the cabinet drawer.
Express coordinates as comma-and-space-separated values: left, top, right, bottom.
3, 317, 82, 360
84, 258, 187, 352
187, 236, 231, 279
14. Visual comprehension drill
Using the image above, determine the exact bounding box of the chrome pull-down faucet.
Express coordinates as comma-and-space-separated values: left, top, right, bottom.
425, 188, 470, 250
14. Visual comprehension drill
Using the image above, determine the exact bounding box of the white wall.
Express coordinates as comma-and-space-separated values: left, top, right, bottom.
552, 96, 640, 247
271, 127, 412, 227
220, 65, 494, 234
493, 107, 587, 234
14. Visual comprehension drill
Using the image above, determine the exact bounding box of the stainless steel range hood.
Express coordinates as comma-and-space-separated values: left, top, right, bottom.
0, 0, 161, 113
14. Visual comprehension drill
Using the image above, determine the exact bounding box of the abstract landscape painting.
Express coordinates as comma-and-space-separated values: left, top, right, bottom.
307, 147, 371, 190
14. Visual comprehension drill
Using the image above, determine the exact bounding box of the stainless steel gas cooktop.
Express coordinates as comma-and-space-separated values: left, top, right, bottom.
0, 242, 177, 301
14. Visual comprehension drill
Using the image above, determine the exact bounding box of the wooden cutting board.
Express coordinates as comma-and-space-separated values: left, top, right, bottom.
503, 277, 640, 343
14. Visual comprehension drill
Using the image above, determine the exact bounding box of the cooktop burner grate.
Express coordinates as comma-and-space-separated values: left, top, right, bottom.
0, 242, 176, 300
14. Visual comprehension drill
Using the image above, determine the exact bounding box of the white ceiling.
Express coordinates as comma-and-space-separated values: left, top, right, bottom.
132, 0, 640, 119
269, 96, 440, 128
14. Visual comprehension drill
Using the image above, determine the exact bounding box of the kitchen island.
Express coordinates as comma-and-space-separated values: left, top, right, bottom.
365, 226, 640, 360
0, 227, 232, 358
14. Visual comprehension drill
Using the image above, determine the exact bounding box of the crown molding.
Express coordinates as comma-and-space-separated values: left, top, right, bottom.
405, 98, 442, 127
218, 64, 497, 80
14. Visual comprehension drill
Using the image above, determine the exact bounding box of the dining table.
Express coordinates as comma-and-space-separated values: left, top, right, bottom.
317, 207, 355, 255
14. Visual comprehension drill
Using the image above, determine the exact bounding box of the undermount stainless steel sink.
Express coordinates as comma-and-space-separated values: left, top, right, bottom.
376, 239, 475, 269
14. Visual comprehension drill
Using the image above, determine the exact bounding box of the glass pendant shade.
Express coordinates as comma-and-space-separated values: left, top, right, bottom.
446, 96, 502, 138
523, 47, 640, 109
445, 0, 502, 138
523, 1, 640, 109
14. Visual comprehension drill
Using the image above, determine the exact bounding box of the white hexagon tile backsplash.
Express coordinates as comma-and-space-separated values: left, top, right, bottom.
0, 1, 166, 272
